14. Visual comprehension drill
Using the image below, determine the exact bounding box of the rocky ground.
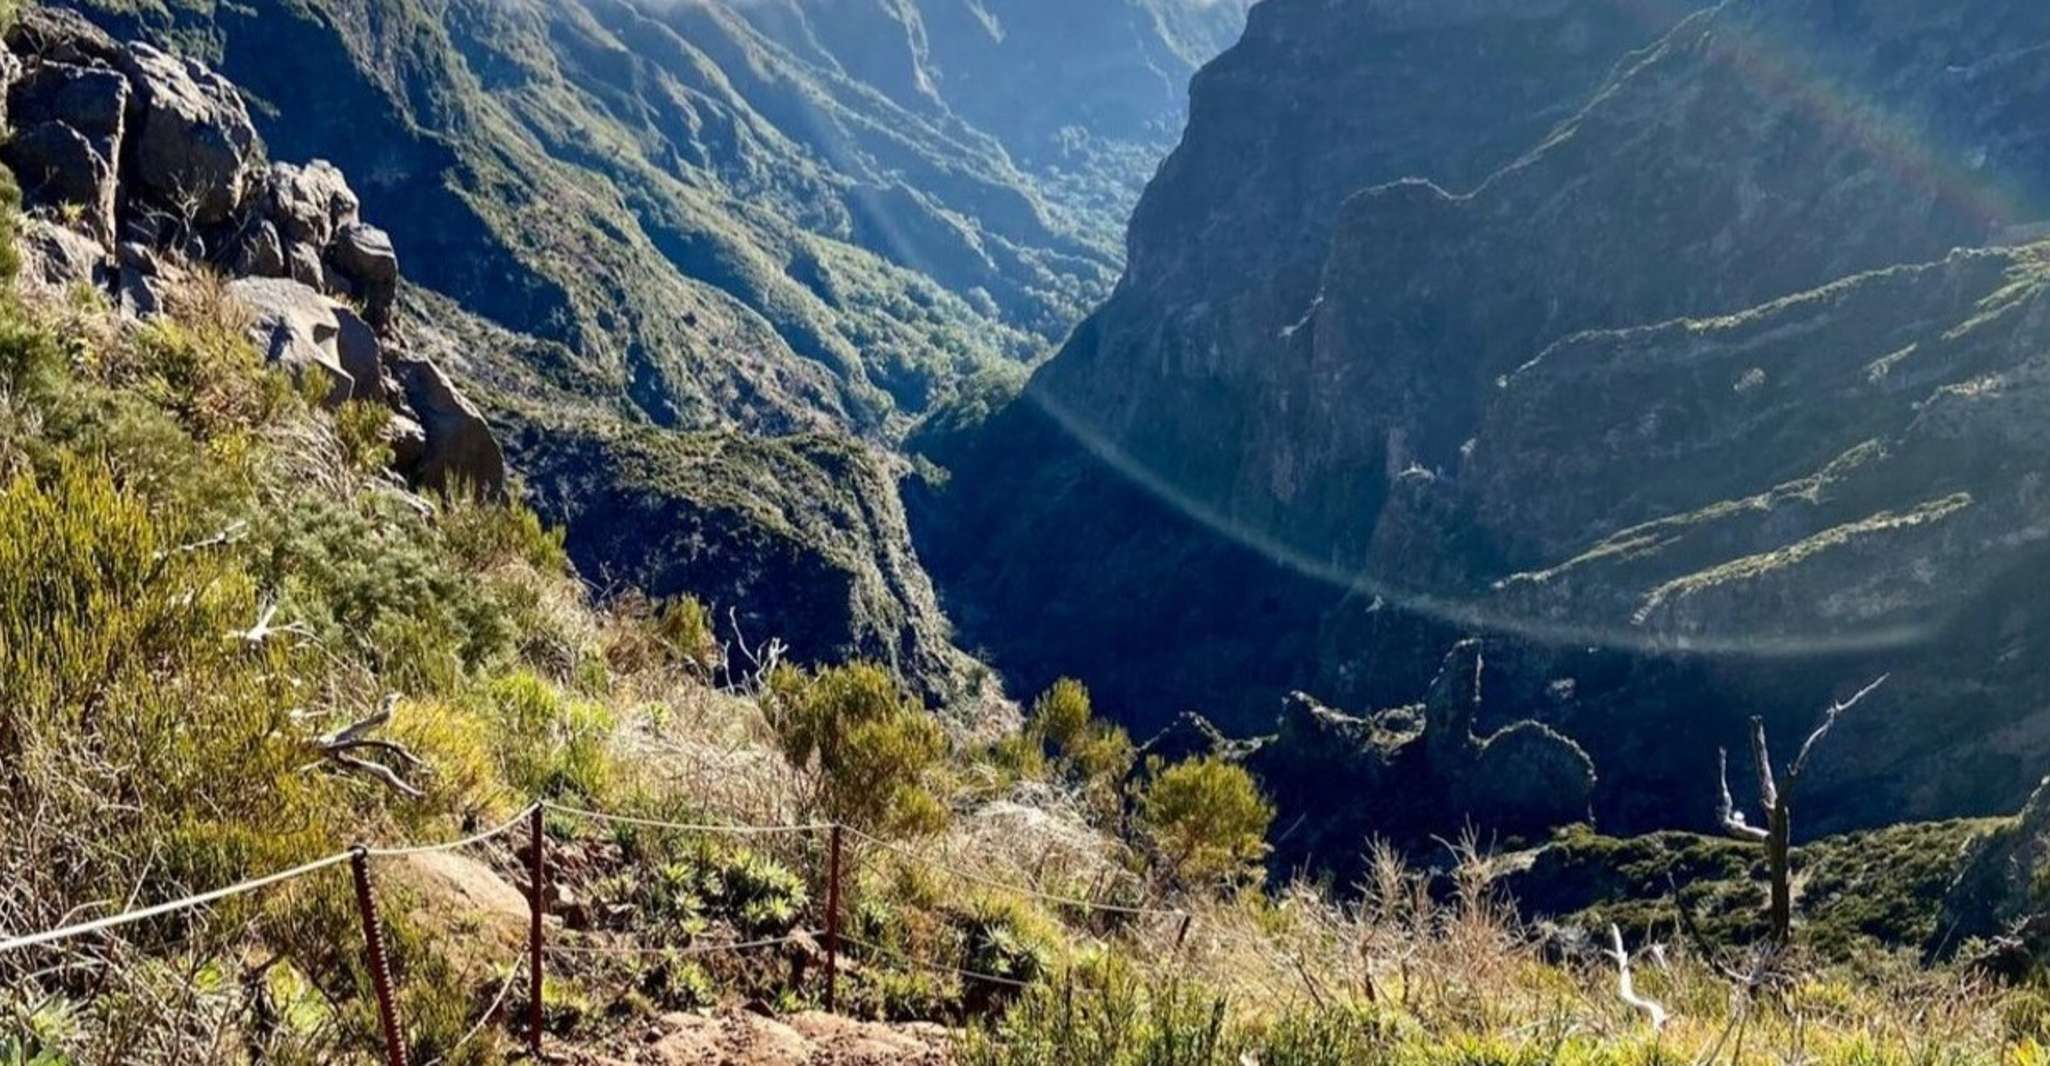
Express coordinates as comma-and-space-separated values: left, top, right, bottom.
578, 1011, 949, 1066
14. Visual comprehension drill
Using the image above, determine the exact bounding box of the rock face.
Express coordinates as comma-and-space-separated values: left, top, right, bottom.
1243, 641, 1595, 871
115, 41, 257, 224
918, 0, 2050, 851
914, 0, 1718, 734
0, 10, 504, 498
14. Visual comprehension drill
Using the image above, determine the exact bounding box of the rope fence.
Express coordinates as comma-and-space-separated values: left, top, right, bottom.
0, 798, 1192, 1064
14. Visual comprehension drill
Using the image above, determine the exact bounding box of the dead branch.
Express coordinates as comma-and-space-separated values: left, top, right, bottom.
1788, 674, 1889, 781
1607, 923, 1669, 1031
311, 695, 426, 798
1715, 748, 1769, 842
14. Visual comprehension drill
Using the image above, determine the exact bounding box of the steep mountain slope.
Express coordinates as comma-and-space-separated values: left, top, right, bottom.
70, 0, 1246, 433
50, 0, 1248, 699
914, 0, 1715, 730
917, 0, 2050, 844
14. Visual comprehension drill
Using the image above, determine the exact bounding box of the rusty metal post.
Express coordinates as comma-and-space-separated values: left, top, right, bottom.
823, 824, 844, 1013
349, 847, 408, 1066
528, 804, 547, 1059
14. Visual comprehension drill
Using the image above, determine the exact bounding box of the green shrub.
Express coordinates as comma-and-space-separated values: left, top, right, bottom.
480, 669, 617, 801
1031, 678, 1094, 753
438, 492, 569, 575
1137, 757, 1274, 888
334, 399, 394, 473
1017, 678, 1134, 820
765, 661, 948, 836
653, 594, 721, 675
0, 460, 341, 928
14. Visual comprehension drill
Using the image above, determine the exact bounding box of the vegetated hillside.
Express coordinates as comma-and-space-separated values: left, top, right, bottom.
46, 0, 1250, 691
509, 414, 985, 702
64, 0, 1247, 434
7, 11, 2050, 1059
914, 0, 2050, 853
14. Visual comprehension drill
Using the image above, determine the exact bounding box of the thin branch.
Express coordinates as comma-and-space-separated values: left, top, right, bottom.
327, 752, 425, 799
1607, 924, 1669, 1031
1748, 717, 1777, 813
311, 694, 426, 798
1787, 674, 1890, 781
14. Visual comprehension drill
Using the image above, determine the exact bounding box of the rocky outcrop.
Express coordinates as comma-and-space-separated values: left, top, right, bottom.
0, 10, 503, 497
1937, 779, 2050, 966
114, 41, 256, 224
1240, 641, 1594, 871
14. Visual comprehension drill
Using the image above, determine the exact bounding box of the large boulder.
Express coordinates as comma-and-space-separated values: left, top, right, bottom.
4, 8, 126, 69
2, 61, 127, 244
262, 160, 358, 248
390, 354, 506, 497
228, 276, 364, 409
331, 221, 398, 326
9, 59, 126, 138
114, 42, 257, 224
231, 218, 286, 278
15, 216, 107, 291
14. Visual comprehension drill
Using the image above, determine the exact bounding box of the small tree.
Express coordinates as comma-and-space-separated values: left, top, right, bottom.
1026, 678, 1135, 818
1715, 675, 1888, 944
1139, 756, 1274, 887
765, 661, 948, 836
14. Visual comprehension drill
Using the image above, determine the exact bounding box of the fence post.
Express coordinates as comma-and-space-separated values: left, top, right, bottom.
349, 847, 409, 1066
824, 823, 844, 1013
528, 804, 547, 1059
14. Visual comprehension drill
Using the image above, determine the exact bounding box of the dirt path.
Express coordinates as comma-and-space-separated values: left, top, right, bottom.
572, 1010, 952, 1065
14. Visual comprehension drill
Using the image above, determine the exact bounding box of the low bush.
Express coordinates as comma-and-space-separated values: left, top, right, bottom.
765, 661, 948, 836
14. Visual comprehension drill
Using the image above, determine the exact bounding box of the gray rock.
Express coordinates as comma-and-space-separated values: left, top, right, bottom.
9, 60, 127, 141
332, 303, 388, 404
391, 354, 506, 497
4, 8, 125, 69
3, 122, 118, 245
115, 264, 171, 318
262, 160, 359, 248
332, 222, 397, 325
15, 216, 107, 290
232, 219, 286, 278
227, 276, 357, 409
387, 410, 428, 472
0, 49, 18, 131
331, 222, 396, 285
1, 60, 128, 245
116, 42, 258, 225
284, 240, 328, 290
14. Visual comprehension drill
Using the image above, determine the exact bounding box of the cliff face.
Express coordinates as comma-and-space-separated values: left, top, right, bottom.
919, 0, 2050, 842
914, 0, 1714, 732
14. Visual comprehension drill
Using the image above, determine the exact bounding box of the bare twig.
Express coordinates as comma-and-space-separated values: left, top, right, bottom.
1607, 924, 1669, 1031
1788, 674, 1889, 781
310, 695, 427, 798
